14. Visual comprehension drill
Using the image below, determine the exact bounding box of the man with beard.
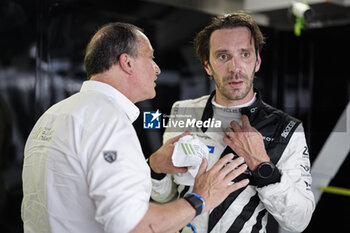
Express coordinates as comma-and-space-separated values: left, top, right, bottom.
150, 13, 315, 233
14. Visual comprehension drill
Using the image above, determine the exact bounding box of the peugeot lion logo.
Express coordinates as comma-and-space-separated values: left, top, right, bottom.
103, 151, 117, 163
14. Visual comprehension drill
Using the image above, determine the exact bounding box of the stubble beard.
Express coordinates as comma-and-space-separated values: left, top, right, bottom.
214, 70, 255, 102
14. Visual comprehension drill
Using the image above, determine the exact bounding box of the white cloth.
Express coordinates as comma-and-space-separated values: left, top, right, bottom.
172, 135, 209, 185
21, 80, 151, 233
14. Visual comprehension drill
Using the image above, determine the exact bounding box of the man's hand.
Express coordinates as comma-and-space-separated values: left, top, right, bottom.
193, 153, 249, 212
223, 115, 270, 170
149, 131, 189, 174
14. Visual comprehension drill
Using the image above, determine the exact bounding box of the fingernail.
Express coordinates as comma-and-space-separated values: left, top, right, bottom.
238, 157, 244, 163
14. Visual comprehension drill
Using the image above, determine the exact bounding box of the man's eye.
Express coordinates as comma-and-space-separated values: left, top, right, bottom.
242, 52, 250, 58
219, 54, 228, 60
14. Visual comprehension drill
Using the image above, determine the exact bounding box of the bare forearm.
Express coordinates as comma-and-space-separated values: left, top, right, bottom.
130, 199, 195, 233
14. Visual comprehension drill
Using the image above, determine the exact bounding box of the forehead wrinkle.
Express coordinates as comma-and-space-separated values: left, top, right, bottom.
210, 27, 256, 51
213, 49, 229, 55
212, 46, 254, 56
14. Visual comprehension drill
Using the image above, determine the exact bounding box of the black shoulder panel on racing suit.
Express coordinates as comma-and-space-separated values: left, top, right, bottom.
203, 89, 302, 233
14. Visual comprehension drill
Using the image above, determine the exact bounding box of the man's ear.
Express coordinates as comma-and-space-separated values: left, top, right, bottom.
118, 53, 133, 75
203, 60, 213, 76
255, 52, 262, 73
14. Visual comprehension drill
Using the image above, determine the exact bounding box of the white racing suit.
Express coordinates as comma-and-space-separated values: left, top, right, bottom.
151, 90, 315, 233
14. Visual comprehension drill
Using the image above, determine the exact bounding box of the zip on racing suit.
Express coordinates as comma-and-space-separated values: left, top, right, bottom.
151, 89, 315, 233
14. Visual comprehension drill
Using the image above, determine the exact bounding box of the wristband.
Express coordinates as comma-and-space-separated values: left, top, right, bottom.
184, 192, 205, 217
146, 158, 166, 180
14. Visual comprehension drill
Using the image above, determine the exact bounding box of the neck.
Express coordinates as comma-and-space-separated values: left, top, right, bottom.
215, 88, 254, 107
90, 68, 137, 103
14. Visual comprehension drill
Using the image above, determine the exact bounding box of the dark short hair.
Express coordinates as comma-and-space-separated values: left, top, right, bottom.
84, 22, 143, 79
194, 12, 265, 65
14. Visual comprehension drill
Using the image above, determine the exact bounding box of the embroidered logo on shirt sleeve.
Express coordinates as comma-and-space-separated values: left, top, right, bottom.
103, 151, 117, 163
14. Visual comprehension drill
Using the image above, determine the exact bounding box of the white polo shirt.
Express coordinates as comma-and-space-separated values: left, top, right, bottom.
22, 80, 151, 233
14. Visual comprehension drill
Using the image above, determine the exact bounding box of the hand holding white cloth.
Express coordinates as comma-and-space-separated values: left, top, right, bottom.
172, 135, 209, 185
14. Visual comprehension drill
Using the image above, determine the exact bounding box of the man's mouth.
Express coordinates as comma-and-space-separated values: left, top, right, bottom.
228, 80, 243, 89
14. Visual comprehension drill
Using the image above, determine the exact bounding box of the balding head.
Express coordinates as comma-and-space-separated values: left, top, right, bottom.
84, 22, 143, 79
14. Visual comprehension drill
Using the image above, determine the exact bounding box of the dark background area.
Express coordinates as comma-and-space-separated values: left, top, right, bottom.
0, 0, 349, 232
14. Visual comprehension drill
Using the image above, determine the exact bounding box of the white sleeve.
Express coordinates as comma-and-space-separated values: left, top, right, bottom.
257, 124, 315, 232
84, 116, 151, 233
151, 174, 177, 203
151, 130, 183, 203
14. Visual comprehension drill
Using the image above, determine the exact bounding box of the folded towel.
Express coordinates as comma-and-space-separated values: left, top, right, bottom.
172, 135, 209, 185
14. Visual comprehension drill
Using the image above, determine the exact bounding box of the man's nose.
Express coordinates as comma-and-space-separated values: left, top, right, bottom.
229, 57, 240, 74
155, 63, 161, 75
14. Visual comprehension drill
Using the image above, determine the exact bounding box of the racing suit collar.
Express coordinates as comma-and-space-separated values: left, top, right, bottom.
201, 88, 262, 133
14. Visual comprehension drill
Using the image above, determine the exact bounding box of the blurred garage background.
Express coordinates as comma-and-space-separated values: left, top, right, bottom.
0, 0, 349, 232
